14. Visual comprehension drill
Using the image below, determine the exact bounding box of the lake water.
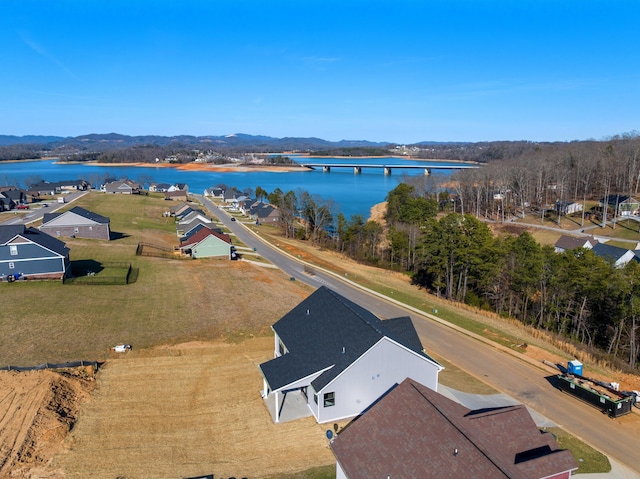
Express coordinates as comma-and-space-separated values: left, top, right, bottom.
0, 157, 466, 218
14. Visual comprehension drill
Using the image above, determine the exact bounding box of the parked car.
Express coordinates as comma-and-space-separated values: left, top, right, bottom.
40, 203, 49, 207
231, 217, 236, 221
16, 204, 29, 210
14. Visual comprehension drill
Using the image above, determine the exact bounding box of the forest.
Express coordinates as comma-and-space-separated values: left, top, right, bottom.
262, 133, 640, 369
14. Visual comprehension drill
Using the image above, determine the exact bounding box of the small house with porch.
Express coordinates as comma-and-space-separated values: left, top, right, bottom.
555, 200, 582, 215
600, 195, 640, 217
259, 286, 442, 424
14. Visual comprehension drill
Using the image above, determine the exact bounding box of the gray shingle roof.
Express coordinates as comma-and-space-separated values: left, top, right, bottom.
592, 242, 632, 263
43, 206, 110, 225
260, 287, 437, 392
0, 225, 69, 256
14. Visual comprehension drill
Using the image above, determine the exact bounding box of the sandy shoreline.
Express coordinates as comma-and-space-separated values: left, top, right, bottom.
59, 161, 310, 173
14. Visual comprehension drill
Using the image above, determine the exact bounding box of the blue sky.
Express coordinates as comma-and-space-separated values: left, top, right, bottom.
1, 1, 638, 143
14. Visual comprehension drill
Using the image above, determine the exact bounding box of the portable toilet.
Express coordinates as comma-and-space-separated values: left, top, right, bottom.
567, 360, 583, 376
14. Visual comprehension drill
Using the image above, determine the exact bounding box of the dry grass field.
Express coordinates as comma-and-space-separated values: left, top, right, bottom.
53, 338, 335, 479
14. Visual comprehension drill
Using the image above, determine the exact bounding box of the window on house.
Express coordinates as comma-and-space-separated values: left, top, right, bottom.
8, 262, 14, 269
9, 245, 17, 255
313, 393, 318, 405
278, 340, 285, 356
74, 227, 79, 233
323, 392, 335, 407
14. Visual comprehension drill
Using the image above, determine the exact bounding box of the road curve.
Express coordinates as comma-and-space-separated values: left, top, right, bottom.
196, 195, 640, 473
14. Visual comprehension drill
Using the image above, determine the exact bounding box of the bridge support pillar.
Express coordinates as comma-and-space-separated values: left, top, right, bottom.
424, 168, 431, 176
354, 167, 362, 174
384, 167, 392, 175
323, 166, 331, 173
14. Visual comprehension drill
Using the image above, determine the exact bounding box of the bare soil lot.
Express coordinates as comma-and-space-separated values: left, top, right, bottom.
0, 339, 334, 479
54, 338, 333, 479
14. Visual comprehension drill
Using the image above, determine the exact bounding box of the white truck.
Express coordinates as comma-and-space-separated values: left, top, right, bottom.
57, 196, 66, 203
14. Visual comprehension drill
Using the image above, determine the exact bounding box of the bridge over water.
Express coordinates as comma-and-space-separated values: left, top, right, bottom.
298, 162, 480, 175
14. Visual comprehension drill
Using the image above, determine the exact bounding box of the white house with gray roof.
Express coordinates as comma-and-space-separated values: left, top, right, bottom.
259, 286, 443, 424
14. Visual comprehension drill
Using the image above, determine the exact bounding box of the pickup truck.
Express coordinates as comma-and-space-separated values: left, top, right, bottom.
16, 204, 29, 210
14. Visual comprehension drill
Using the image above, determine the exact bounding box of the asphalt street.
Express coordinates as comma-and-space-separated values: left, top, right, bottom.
196, 195, 640, 474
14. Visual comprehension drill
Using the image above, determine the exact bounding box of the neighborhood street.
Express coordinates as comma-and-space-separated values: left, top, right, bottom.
197, 195, 640, 475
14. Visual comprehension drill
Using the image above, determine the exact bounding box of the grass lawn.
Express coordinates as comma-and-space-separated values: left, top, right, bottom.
0, 192, 312, 366
542, 427, 611, 474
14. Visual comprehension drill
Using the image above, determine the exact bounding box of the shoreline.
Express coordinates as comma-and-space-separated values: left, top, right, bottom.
59, 161, 310, 173
2, 156, 478, 170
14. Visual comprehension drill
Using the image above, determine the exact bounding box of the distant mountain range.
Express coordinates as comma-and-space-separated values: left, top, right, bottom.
0, 133, 404, 150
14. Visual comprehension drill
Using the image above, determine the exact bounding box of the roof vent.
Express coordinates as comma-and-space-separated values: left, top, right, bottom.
342, 346, 345, 354
306, 309, 310, 315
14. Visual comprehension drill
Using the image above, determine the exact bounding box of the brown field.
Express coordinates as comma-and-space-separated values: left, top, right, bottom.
53, 338, 334, 479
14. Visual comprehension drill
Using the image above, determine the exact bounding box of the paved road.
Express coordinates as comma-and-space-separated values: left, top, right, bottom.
197, 195, 640, 473
3, 192, 86, 226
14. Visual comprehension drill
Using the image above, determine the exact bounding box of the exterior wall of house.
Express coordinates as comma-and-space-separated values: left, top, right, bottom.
312, 338, 440, 423
0, 243, 67, 278
191, 235, 231, 258
335, 461, 347, 479
40, 213, 110, 240
544, 471, 572, 479
616, 250, 636, 267
41, 224, 109, 240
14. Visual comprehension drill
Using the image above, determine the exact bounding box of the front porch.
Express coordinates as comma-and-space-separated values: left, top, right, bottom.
262, 389, 313, 423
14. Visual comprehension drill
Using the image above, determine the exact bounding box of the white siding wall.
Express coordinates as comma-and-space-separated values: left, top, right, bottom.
335, 460, 347, 479
315, 338, 440, 423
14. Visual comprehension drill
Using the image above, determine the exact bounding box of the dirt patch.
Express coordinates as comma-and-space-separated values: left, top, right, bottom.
52, 338, 333, 479
0, 368, 95, 478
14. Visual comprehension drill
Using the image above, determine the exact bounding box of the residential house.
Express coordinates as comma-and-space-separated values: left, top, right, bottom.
555, 200, 583, 215
40, 206, 111, 240
239, 198, 259, 215
0, 225, 70, 280
163, 183, 189, 201
600, 195, 640, 217
251, 203, 281, 224
176, 217, 213, 238
204, 187, 224, 198
27, 180, 89, 195
259, 286, 443, 424
554, 235, 598, 253
0, 187, 33, 209
330, 378, 578, 479
592, 242, 638, 268
149, 182, 172, 193
223, 187, 247, 208
177, 210, 210, 225
102, 179, 141, 194
164, 190, 188, 201
168, 202, 193, 218
179, 226, 232, 259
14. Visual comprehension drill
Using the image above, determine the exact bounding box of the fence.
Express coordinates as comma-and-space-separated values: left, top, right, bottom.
0, 360, 101, 372
137, 242, 179, 259
64, 262, 134, 285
